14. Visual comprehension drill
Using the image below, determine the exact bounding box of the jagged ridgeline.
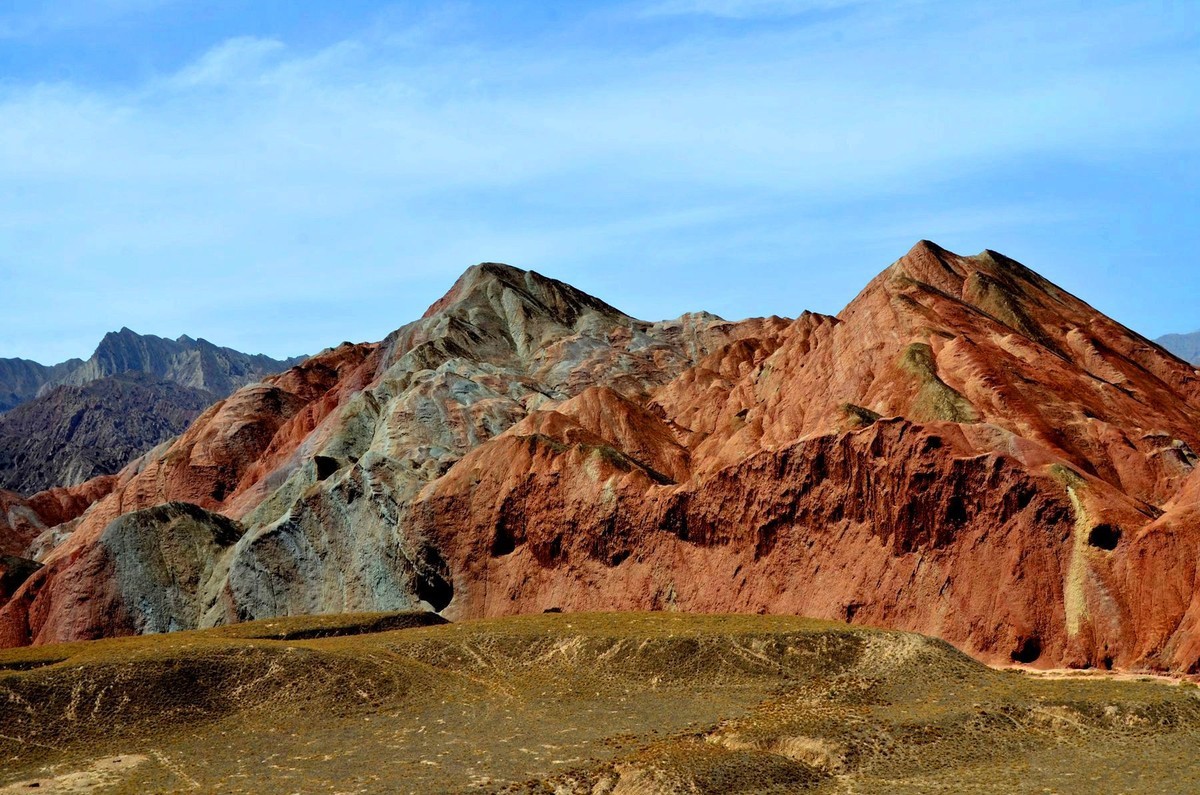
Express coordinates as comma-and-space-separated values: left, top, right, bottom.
4, 245, 1200, 679
0, 330, 304, 493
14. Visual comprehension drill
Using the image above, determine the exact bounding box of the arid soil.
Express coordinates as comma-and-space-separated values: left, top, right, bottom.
1, 612, 1198, 794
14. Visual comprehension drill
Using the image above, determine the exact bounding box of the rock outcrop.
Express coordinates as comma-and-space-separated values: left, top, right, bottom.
0, 477, 115, 560
6, 247, 1200, 677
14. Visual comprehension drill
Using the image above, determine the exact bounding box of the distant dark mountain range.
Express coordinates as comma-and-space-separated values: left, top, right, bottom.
0, 373, 217, 494
50, 327, 305, 397
0, 330, 303, 493
0, 358, 83, 413
0, 328, 303, 412
1157, 331, 1200, 365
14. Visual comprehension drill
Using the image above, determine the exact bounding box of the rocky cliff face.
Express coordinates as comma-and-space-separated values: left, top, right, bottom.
5, 247, 1200, 677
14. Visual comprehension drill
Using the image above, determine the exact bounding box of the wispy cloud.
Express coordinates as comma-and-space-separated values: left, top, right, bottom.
0, 1, 1197, 361
170, 37, 287, 88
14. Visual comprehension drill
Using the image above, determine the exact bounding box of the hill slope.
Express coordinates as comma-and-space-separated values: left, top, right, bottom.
6, 246, 1200, 677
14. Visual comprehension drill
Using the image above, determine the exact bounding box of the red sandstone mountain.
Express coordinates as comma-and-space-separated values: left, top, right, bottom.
3, 246, 1200, 676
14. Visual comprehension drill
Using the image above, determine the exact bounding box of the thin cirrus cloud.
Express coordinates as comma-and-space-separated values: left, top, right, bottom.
0, 0, 1197, 364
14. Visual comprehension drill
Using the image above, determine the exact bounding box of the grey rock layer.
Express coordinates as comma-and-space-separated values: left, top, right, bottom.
96, 502, 245, 635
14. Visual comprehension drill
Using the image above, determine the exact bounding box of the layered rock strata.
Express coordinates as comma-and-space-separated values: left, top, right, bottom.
5, 248, 1200, 676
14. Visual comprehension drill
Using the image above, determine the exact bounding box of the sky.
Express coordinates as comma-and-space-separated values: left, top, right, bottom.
1, 0, 1197, 363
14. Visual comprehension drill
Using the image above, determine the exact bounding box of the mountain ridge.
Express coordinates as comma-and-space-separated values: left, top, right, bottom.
0, 357, 84, 413
49, 327, 306, 397
0, 329, 305, 494
4, 245, 1200, 678
0, 328, 304, 414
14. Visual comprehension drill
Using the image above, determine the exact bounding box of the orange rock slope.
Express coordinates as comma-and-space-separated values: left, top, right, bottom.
3, 246, 1200, 674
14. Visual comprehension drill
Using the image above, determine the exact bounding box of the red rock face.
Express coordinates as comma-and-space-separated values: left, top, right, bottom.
5, 248, 1200, 675
0, 477, 116, 557
0, 344, 375, 645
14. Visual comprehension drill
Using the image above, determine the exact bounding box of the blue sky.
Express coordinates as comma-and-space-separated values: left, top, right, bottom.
1, 0, 1197, 363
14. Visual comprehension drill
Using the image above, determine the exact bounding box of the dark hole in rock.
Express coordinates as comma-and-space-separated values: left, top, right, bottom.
416, 548, 454, 612
314, 456, 339, 481
1102, 655, 1115, 670
1088, 524, 1121, 551
1016, 484, 1036, 511
417, 571, 453, 612
945, 495, 968, 527
543, 607, 563, 613
1011, 636, 1042, 664
844, 603, 863, 623
492, 526, 516, 556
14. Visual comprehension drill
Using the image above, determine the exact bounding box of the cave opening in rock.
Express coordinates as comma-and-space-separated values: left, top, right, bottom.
491, 526, 516, 556
1011, 636, 1042, 664
417, 569, 454, 612
1087, 524, 1121, 551
313, 456, 339, 481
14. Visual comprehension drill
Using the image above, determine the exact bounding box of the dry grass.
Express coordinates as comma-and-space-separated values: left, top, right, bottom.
1, 612, 1198, 793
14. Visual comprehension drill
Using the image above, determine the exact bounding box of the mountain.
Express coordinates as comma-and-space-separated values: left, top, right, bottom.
5, 246, 1200, 678
0, 329, 302, 415
49, 327, 306, 397
0, 357, 83, 413
0, 330, 304, 494
1157, 330, 1200, 364
0, 373, 217, 494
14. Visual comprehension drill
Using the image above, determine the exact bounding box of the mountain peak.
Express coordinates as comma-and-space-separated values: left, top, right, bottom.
887, 240, 967, 294
422, 262, 629, 327
11, 240, 1200, 688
